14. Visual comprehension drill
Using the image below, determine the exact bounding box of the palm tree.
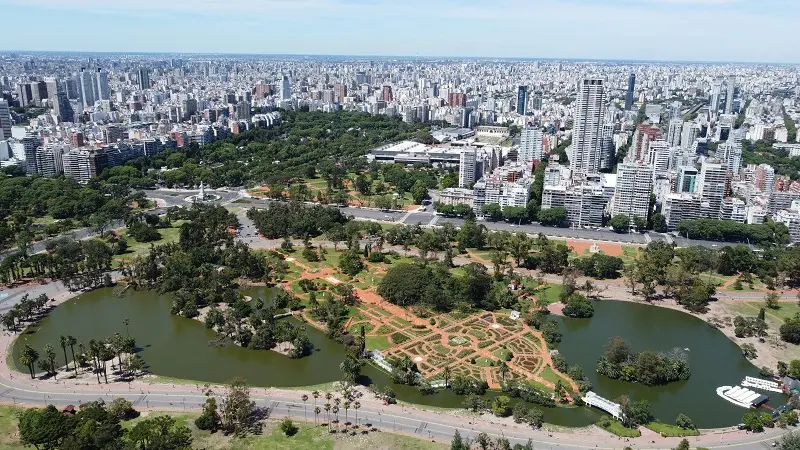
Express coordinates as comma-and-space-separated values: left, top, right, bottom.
312, 390, 320, 411
59, 336, 69, 373
343, 401, 350, 429
111, 333, 125, 369
43, 344, 57, 375
324, 403, 331, 430
332, 406, 340, 429
18, 345, 39, 379
123, 318, 130, 337
353, 401, 361, 427
314, 406, 321, 425
442, 365, 452, 389
67, 335, 78, 377
100, 345, 114, 383
88, 340, 101, 384
301, 394, 309, 422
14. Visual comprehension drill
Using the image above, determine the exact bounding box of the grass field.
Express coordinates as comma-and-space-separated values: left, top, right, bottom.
535, 284, 564, 305
113, 220, 187, 263
538, 366, 567, 385
597, 420, 641, 438
644, 422, 699, 437
365, 335, 391, 351
0, 405, 445, 450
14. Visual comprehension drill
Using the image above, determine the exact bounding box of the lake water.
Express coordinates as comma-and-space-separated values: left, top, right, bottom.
11, 289, 774, 428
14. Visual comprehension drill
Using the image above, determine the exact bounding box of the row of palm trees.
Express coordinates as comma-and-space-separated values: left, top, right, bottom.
18, 331, 144, 383
299, 384, 364, 432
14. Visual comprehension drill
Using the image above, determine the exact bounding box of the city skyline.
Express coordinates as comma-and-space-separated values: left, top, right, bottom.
2, 0, 799, 64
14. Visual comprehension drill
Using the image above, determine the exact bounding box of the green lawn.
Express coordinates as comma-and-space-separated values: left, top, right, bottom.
113, 220, 187, 263
474, 357, 495, 367
366, 335, 391, 351
493, 348, 513, 361
644, 422, 699, 437
535, 284, 564, 305
597, 420, 641, 438
0, 406, 25, 450
539, 366, 567, 385
748, 302, 800, 322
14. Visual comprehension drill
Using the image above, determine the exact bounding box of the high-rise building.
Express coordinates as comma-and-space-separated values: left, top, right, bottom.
600, 123, 615, 171
625, 73, 636, 111
612, 162, 653, 222
54, 91, 74, 123
518, 127, 543, 167
571, 77, 605, 174
281, 75, 291, 102
755, 164, 776, 194
0, 99, 11, 139
516, 85, 528, 115
667, 119, 683, 147
459, 147, 477, 188
680, 122, 698, 150
333, 84, 347, 103
725, 78, 735, 115
698, 161, 728, 217
138, 68, 150, 90
630, 123, 661, 163
79, 68, 96, 109
95, 68, 110, 101
719, 141, 743, 175
647, 140, 672, 174
448, 92, 466, 107
710, 79, 722, 116
531, 91, 543, 111
63, 150, 108, 183
22, 134, 41, 175
677, 166, 699, 194
381, 85, 393, 103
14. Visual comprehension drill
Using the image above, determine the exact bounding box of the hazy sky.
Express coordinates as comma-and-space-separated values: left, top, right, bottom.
2, 0, 798, 63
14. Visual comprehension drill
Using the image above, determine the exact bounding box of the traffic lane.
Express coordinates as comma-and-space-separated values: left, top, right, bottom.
403, 213, 435, 224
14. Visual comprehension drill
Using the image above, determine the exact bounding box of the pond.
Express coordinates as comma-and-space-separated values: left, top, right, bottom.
555, 300, 779, 428
11, 289, 769, 428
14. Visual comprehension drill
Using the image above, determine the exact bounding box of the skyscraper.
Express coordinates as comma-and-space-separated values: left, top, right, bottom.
571, 77, 605, 175
517, 85, 528, 115
612, 162, 653, 222
518, 127, 543, 167
138, 68, 150, 90
625, 73, 636, 111
54, 91, 74, 123
281, 75, 291, 102
23, 134, 41, 175
95, 68, 110, 101
459, 147, 477, 188
698, 161, 728, 217
667, 119, 684, 147
725, 78, 735, 114
0, 99, 11, 139
79, 68, 96, 109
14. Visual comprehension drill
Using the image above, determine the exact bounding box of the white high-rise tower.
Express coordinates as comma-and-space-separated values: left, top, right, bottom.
571, 77, 605, 175
0, 99, 11, 139
518, 127, 543, 167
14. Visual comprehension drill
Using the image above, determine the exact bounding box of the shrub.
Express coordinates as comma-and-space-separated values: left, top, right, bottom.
108, 398, 137, 420
280, 417, 298, 436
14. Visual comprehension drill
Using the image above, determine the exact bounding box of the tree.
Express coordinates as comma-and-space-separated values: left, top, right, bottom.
603, 337, 632, 365
674, 439, 691, 450
778, 431, 800, 449
610, 214, 631, 233
765, 290, 781, 310
67, 335, 78, 377
127, 415, 192, 449
451, 430, 470, 450
482, 203, 503, 222
338, 248, 364, 276
221, 377, 255, 436
538, 207, 568, 227
18, 405, 71, 450
618, 395, 650, 427
491, 395, 512, 417
742, 412, 764, 432
676, 413, 694, 429
43, 343, 57, 375
195, 397, 220, 431
109, 398, 137, 420
19, 345, 39, 379
411, 179, 428, 204
339, 355, 363, 383
652, 213, 668, 233
780, 313, 800, 344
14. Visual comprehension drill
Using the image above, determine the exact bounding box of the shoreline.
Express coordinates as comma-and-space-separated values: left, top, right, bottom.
0, 278, 792, 448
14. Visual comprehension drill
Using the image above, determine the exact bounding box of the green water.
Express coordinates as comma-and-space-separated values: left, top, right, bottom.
11, 289, 768, 428
555, 300, 778, 428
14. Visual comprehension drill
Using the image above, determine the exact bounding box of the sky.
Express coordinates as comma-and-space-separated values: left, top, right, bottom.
1, 0, 798, 63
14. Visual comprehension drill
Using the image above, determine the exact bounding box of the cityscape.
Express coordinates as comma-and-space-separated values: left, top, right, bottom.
1, 2, 800, 450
